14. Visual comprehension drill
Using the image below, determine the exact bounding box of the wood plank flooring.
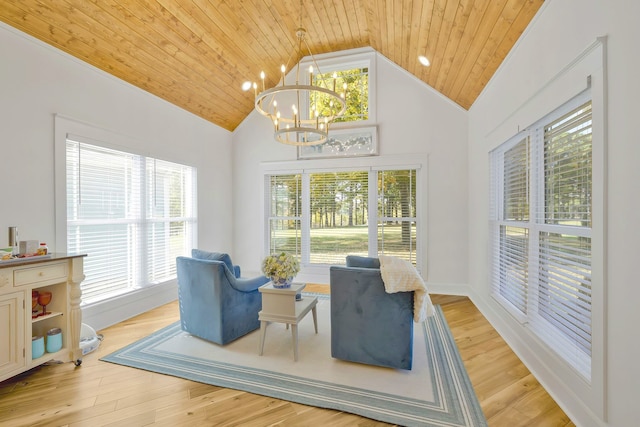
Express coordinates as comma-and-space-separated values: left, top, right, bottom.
0, 289, 575, 426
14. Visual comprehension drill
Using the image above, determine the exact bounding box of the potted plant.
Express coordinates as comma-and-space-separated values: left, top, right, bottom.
261, 252, 300, 288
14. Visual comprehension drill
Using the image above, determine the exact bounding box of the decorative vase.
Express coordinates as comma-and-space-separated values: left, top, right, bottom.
271, 276, 293, 288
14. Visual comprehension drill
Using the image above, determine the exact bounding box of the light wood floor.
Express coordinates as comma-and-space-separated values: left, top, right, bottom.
0, 288, 575, 426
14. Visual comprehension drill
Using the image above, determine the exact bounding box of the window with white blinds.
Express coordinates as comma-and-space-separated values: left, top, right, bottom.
489, 92, 593, 380
267, 174, 302, 257
66, 138, 197, 304
265, 167, 419, 267
309, 171, 369, 264
378, 169, 418, 264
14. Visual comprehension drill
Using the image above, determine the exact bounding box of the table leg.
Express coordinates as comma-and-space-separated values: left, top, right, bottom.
312, 305, 318, 334
259, 321, 268, 356
291, 324, 298, 361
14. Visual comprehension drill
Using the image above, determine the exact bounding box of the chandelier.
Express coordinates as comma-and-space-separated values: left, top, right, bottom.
242, 6, 346, 146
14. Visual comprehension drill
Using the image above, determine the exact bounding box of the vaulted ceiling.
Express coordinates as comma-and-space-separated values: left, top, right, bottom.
0, 0, 544, 131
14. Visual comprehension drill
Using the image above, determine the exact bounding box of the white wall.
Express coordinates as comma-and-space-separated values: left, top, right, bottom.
0, 23, 233, 329
232, 51, 469, 291
468, 1, 640, 426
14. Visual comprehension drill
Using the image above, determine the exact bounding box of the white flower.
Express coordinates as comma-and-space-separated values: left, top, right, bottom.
261, 252, 300, 281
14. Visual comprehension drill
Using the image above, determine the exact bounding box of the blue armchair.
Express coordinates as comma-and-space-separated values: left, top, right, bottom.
176, 249, 270, 345
329, 255, 414, 370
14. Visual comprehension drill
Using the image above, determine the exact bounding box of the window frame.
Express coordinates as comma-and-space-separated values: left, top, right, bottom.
261, 154, 424, 278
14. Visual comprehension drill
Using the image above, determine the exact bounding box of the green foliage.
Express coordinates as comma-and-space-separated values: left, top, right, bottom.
311, 68, 368, 122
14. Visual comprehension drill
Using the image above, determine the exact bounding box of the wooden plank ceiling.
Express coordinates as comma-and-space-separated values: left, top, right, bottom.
0, 0, 544, 131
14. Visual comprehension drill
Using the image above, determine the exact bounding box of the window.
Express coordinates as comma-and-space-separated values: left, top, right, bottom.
490, 93, 593, 380
302, 51, 376, 126
266, 167, 419, 267
308, 171, 369, 264
378, 169, 418, 264
311, 67, 369, 123
66, 138, 197, 304
267, 174, 302, 257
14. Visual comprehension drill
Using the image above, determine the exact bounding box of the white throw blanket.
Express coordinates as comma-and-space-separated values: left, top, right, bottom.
379, 255, 434, 322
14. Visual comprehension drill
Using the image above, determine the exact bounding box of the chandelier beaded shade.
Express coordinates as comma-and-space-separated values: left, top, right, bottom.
243, 5, 346, 146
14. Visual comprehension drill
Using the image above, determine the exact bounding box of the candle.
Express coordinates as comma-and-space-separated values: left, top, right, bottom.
309, 65, 313, 85
332, 72, 337, 92
252, 82, 257, 98
260, 71, 265, 91
281, 64, 286, 85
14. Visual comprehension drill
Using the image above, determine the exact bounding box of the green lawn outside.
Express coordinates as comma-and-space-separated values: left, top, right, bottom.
271, 224, 416, 264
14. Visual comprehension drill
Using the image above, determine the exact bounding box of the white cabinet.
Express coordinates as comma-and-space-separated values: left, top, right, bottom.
0, 254, 85, 382
0, 291, 25, 379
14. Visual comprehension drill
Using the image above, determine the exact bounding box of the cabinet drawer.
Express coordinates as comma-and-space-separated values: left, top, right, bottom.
14, 263, 67, 286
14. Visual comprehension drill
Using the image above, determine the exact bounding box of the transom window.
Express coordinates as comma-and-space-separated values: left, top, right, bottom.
302, 51, 376, 126
311, 67, 369, 123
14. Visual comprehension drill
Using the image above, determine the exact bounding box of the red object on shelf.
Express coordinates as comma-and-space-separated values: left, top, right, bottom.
37, 291, 52, 316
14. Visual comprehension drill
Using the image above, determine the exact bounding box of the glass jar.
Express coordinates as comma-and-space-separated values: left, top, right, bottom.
37, 243, 48, 255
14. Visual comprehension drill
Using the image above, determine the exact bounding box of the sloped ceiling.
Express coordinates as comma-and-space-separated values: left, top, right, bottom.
0, 0, 544, 131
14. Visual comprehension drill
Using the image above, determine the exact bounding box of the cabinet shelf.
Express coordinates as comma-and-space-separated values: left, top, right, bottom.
32, 311, 63, 323
30, 348, 66, 365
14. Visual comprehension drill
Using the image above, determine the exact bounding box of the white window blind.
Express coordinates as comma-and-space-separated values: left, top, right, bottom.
530, 101, 593, 377
66, 139, 197, 304
267, 174, 301, 257
378, 169, 417, 264
490, 94, 593, 380
308, 171, 369, 264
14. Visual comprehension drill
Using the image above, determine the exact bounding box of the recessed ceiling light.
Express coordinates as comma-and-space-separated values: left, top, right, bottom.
241, 81, 252, 91
418, 55, 430, 67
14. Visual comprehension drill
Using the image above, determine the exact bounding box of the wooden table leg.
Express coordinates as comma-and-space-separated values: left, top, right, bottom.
259, 321, 268, 356
291, 324, 298, 361
312, 305, 318, 334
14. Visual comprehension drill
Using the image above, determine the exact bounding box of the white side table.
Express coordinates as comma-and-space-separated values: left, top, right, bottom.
258, 282, 318, 361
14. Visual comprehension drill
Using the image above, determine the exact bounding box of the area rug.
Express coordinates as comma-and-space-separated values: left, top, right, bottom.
101, 295, 487, 427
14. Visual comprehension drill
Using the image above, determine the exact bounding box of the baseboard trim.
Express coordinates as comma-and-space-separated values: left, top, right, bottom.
81, 280, 178, 332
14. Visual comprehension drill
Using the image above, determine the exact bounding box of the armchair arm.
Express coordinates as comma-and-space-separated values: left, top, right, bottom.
233, 265, 241, 278
231, 275, 270, 293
